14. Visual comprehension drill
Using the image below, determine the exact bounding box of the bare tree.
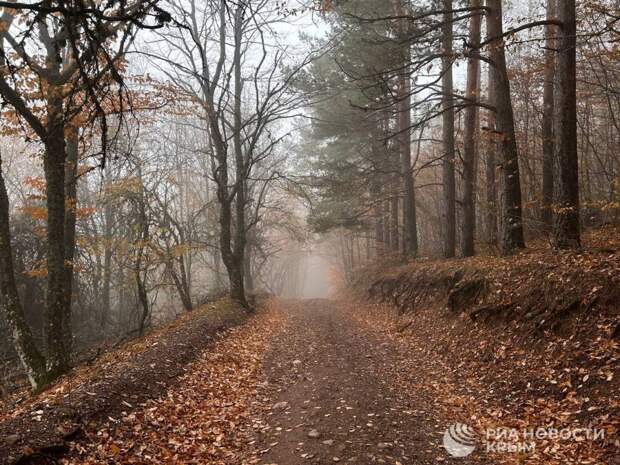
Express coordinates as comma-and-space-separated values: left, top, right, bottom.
149, 0, 308, 308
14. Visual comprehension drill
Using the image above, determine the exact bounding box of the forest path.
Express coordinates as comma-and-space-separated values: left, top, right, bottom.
256, 300, 442, 465
37, 299, 472, 464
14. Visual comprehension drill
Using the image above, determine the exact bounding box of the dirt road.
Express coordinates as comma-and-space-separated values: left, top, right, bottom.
256, 300, 447, 465
26, 299, 477, 464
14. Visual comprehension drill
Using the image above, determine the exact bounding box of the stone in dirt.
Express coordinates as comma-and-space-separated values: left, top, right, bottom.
307, 429, 321, 438
272, 401, 289, 410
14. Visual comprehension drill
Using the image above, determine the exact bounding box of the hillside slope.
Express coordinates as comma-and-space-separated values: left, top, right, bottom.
0, 300, 247, 465
349, 227, 620, 464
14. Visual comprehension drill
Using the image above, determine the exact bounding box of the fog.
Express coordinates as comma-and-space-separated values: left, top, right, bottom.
299, 252, 332, 299
273, 240, 338, 300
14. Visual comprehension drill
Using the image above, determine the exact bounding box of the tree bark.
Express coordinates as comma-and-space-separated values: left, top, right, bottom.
486, 0, 526, 255
441, 0, 456, 258
393, 0, 418, 257
135, 188, 150, 335
101, 189, 113, 332
178, 255, 193, 310
462, 0, 482, 257
0, 152, 47, 390
370, 147, 384, 254
63, 126, 79, 357
541, 0, 556, 234
485, 47, 498, 247
136, 273, 150, 336
170, 262, 193, 311
43, 97, 71, 378
383, 199, 392, 250
375, 200, 384, 254
244, 244, 254, 294
390, 195, 399, 252
485, 137, 498, 247
552, 0, 580, 248
231, 2, 249, 308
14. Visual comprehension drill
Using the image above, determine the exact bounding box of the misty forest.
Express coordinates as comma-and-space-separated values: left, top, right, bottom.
1, 0, 619, 464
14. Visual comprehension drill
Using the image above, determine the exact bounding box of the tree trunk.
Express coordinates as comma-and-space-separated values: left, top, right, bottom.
0, 152, 48, 390
43, 99, 71, 378
217, 192, 239, 304
486, 0, 525, 255
390, 195, 399, 252
231, 3, 249, 309
227, 255, 247, 305
541, 0, 556, 234
393, 0, 418, 257
244, 245, 254, 294
485, 142, 498, 246
101, 195, 113, 332
213, 248, 224, 292
170, 262, 193, 311
63, 127, 79, 357
201, 1, 248, 309
135, 191, 150, 335
136, 272, 150, 336
552, 0, 580, 248
462, 0, 482, 257
383, 199, 392, 250
442, 0, 456, 258
178, 255, 193, 310
375, 204, 384, 254
370, 167, 384, 255
485, 60, 498, 247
